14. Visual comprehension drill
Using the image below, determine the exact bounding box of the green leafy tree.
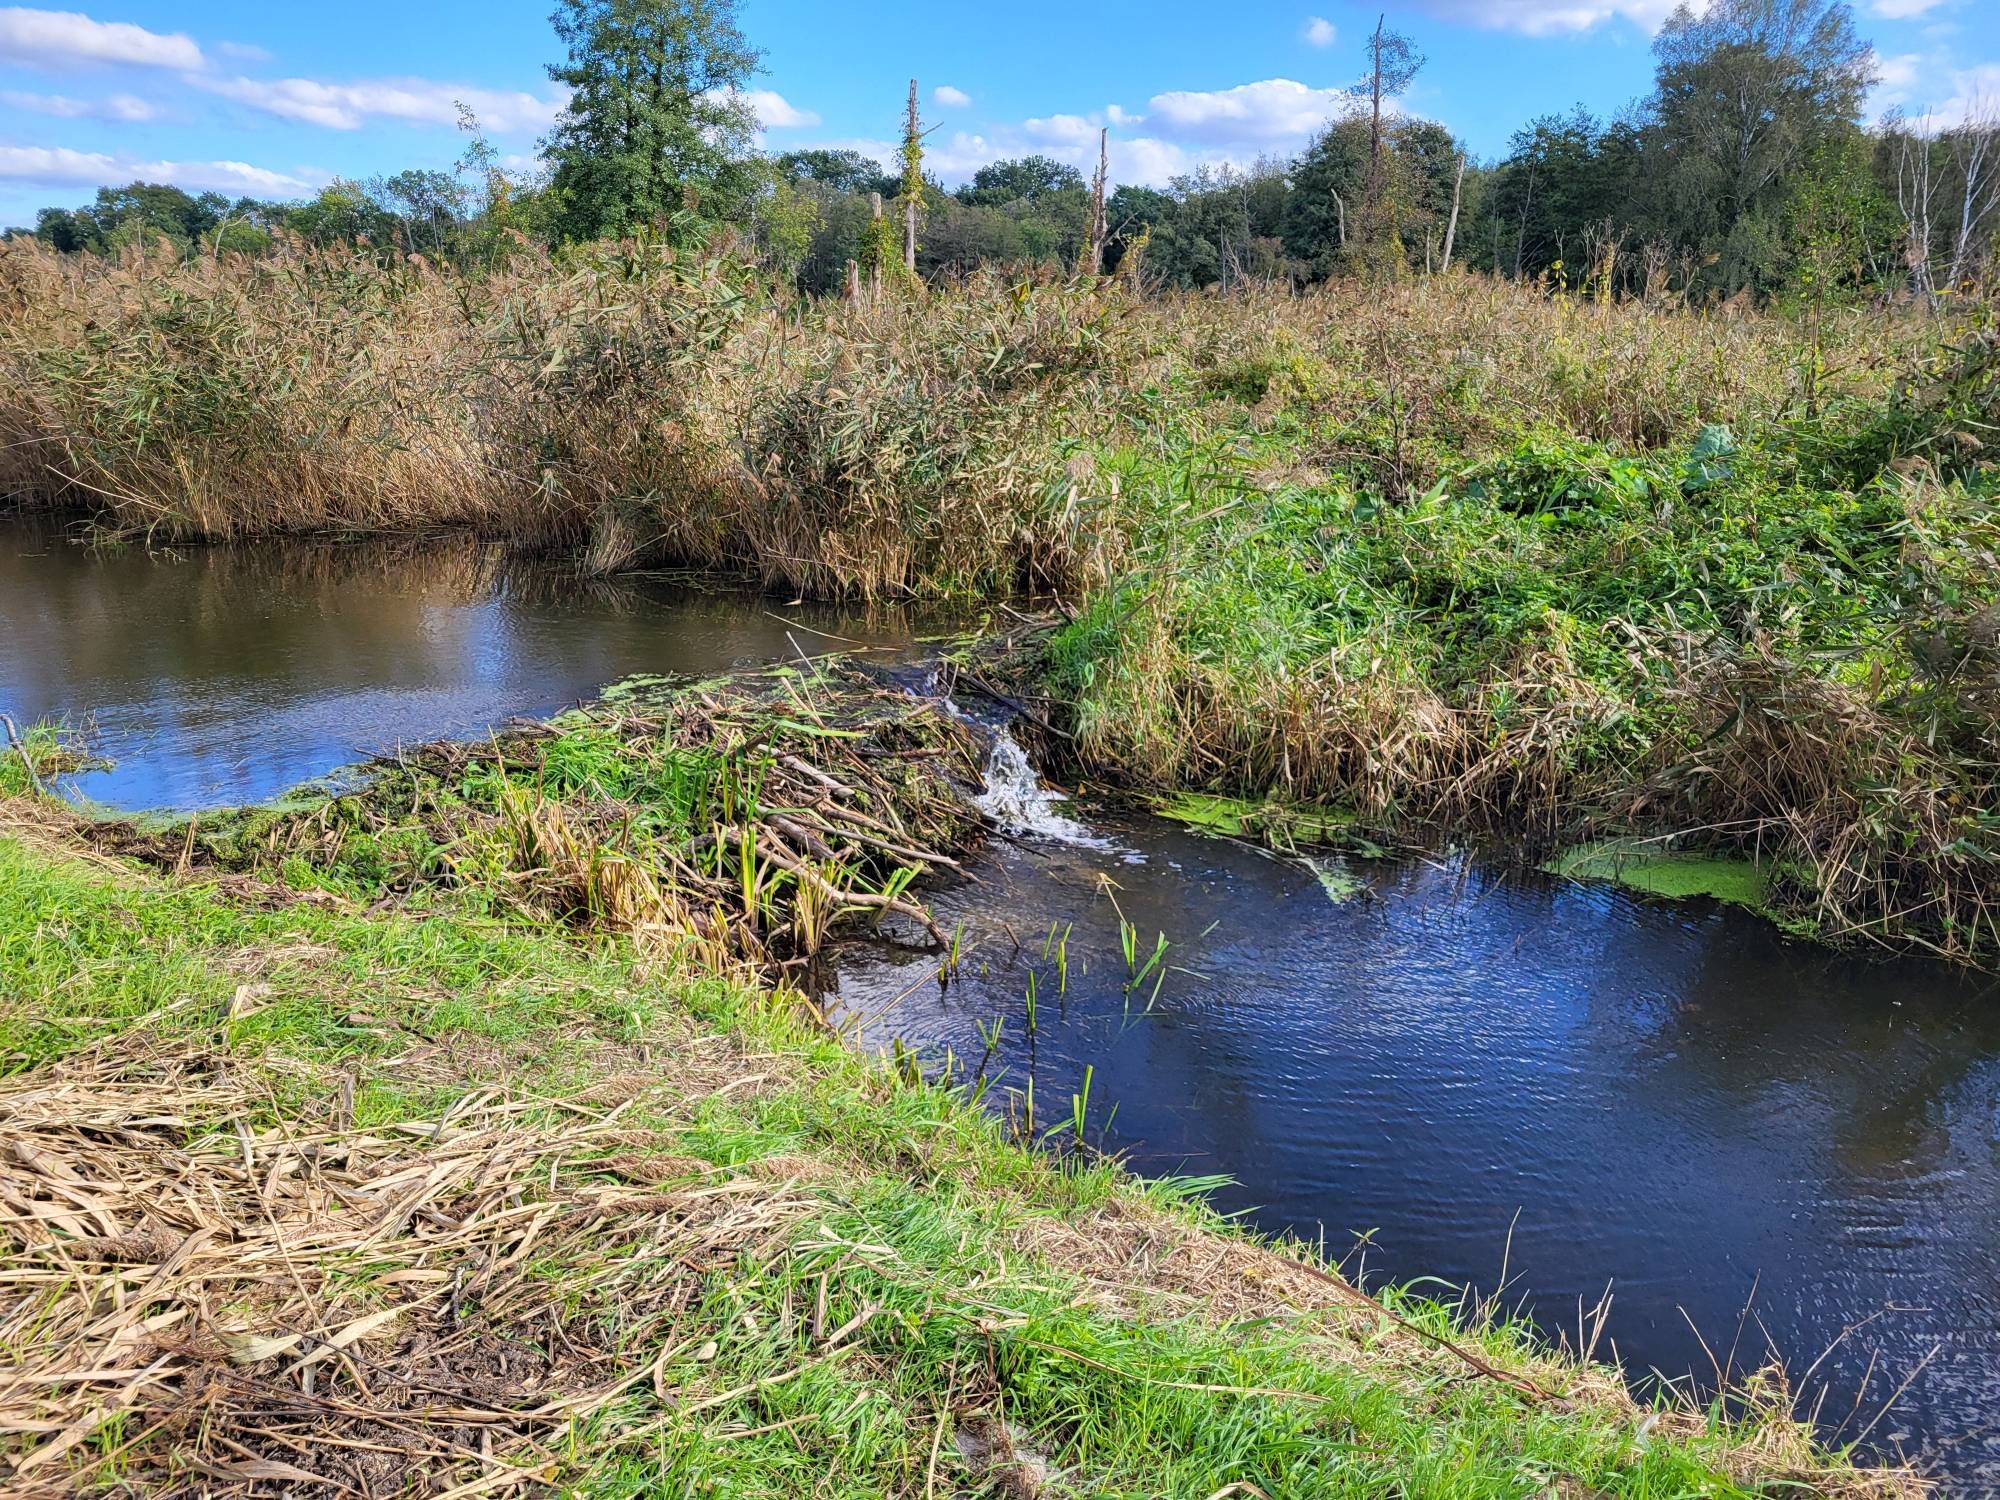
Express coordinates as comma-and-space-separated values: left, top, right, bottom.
774, 149, 895, 197
543, 0, 763, 242
1647, 0, 1875, 292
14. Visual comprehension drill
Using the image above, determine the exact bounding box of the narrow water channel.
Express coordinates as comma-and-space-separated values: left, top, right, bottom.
0, 515, 927, 808
4, 515, 1997, 1486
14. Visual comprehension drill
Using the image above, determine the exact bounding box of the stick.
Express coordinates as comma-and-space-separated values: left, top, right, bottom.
1, 714, 46, 796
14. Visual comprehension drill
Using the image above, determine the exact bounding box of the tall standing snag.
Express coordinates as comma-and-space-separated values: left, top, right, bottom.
1355, 14, 1424, 266
901, 79, 922, 274
1087, 127, 1109, 275
869, 191, 885, 301
1440, 151, 1466, 272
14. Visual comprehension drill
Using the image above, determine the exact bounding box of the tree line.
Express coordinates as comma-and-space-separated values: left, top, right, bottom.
10, 0, 1998, 304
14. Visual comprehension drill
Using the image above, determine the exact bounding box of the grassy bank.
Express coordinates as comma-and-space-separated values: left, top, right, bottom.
4, 234, 1996, 961
0, 733, 1923, 1495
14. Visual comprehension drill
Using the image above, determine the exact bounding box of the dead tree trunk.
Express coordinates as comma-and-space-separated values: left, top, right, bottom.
1440, 153, 1466, 272
869, 191, 884, 302
1087, 127, 1109, 275
902, 80, 920, 274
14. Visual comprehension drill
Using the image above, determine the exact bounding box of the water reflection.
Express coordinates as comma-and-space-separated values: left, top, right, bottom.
829, 810, 2000, 1485
0, 515, 930, 809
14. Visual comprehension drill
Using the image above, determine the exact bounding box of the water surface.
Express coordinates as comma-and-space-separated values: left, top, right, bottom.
830, 799, 2000, 1487
0, 515, 925, 808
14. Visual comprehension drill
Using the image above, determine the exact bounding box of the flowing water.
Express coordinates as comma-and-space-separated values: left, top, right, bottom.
826, 728, 2000, 1488
6, 515, 2000, 1486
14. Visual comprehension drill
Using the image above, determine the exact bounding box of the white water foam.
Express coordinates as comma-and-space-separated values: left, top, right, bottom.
972, 727, 1115, 850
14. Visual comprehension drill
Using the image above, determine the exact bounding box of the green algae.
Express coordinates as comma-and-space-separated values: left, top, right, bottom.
1153, 791, 1377, 854
1547, 838, 1770, 909
1304, 854, 1366, 905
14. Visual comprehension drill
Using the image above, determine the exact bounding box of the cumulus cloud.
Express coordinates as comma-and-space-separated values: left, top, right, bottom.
735, 88, 818, 129
933, 84, 971, 108
1023, 112, 1101, 147
197, 74, 565, 133
0, 143, 316, 195
1405, 0, 1685, 34
1871, 51, 1922, 109
1, 87, 154, 120
1924, 60, 2000, 124
1303, 16, 1337, 46
1871, 55, 2000, 123
0, 7, 201, 69
1146, 78, 1353, 144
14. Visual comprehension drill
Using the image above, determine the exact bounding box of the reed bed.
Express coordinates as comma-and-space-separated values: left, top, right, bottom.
1035, 323, 2000, 958
0, 233, 1930, 595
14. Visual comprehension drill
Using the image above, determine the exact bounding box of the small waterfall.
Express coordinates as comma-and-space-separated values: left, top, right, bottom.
972, 727, 1111, 848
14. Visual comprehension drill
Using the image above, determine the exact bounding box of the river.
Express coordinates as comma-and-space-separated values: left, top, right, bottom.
4, 515, 1997, 1487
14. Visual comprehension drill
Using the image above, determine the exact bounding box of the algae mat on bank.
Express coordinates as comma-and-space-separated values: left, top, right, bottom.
0, 797, 1923, 1499
1548, 838, 1773, 910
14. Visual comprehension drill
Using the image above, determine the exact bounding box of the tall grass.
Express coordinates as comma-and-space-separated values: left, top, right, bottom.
0, 230, 1938, 594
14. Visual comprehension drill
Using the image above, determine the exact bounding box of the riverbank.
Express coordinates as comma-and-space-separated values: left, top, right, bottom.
5, 236, 1996, 963
0, 697, 1928, 1496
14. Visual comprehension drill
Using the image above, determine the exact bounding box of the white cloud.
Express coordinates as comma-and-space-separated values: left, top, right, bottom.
1147, 78, 1352, 144
1023, 112, 1101, 148
1304, 15, 1337, 46
1871, 51, 1923, 109
933, 84, 971, 108
736, 88, 818, 129
0, 6, 201, 69
1406, 0, 1685, 35
1871, 55, 2000, 124
198, 74, 565, 133
1, 87, 154, 120
1926, 61, 2000, 125
796, 124, 1233, 191
0, 143, 316, 196
1872, 0, 1945, 15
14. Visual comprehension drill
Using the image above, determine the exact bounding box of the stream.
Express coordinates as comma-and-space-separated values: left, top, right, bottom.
5, 515, 1998, 1487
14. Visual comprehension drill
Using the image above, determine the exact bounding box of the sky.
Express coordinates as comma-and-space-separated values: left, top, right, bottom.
1, 0, 1996, 229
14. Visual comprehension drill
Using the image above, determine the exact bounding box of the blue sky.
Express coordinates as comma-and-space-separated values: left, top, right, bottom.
2, 0, 1995, 228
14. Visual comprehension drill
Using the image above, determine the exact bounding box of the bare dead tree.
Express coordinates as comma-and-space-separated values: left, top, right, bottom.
1087, 127, 1109, 275
1891, 109, 1944, 298
1440, 151, 1466, 271
900, 80, 921, 274
868, 191, 884, 302
1947, 99, 2000, 288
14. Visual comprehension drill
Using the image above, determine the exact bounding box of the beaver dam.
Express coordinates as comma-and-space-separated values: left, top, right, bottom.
0, 517, 1991, 1493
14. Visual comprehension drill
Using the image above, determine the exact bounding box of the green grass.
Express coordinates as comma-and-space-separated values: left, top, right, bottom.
0, 828, 1901, 1497
1040, 336, 2000, 960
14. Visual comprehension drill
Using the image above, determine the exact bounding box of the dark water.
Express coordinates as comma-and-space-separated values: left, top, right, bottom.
830, 807, 2000, 1487
0, 516, 926, 809
5, 515, 1999, 1486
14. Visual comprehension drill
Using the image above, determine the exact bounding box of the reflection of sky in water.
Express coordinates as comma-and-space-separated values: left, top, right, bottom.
832, 816, 2000, 1487
0, 518, 927, 810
